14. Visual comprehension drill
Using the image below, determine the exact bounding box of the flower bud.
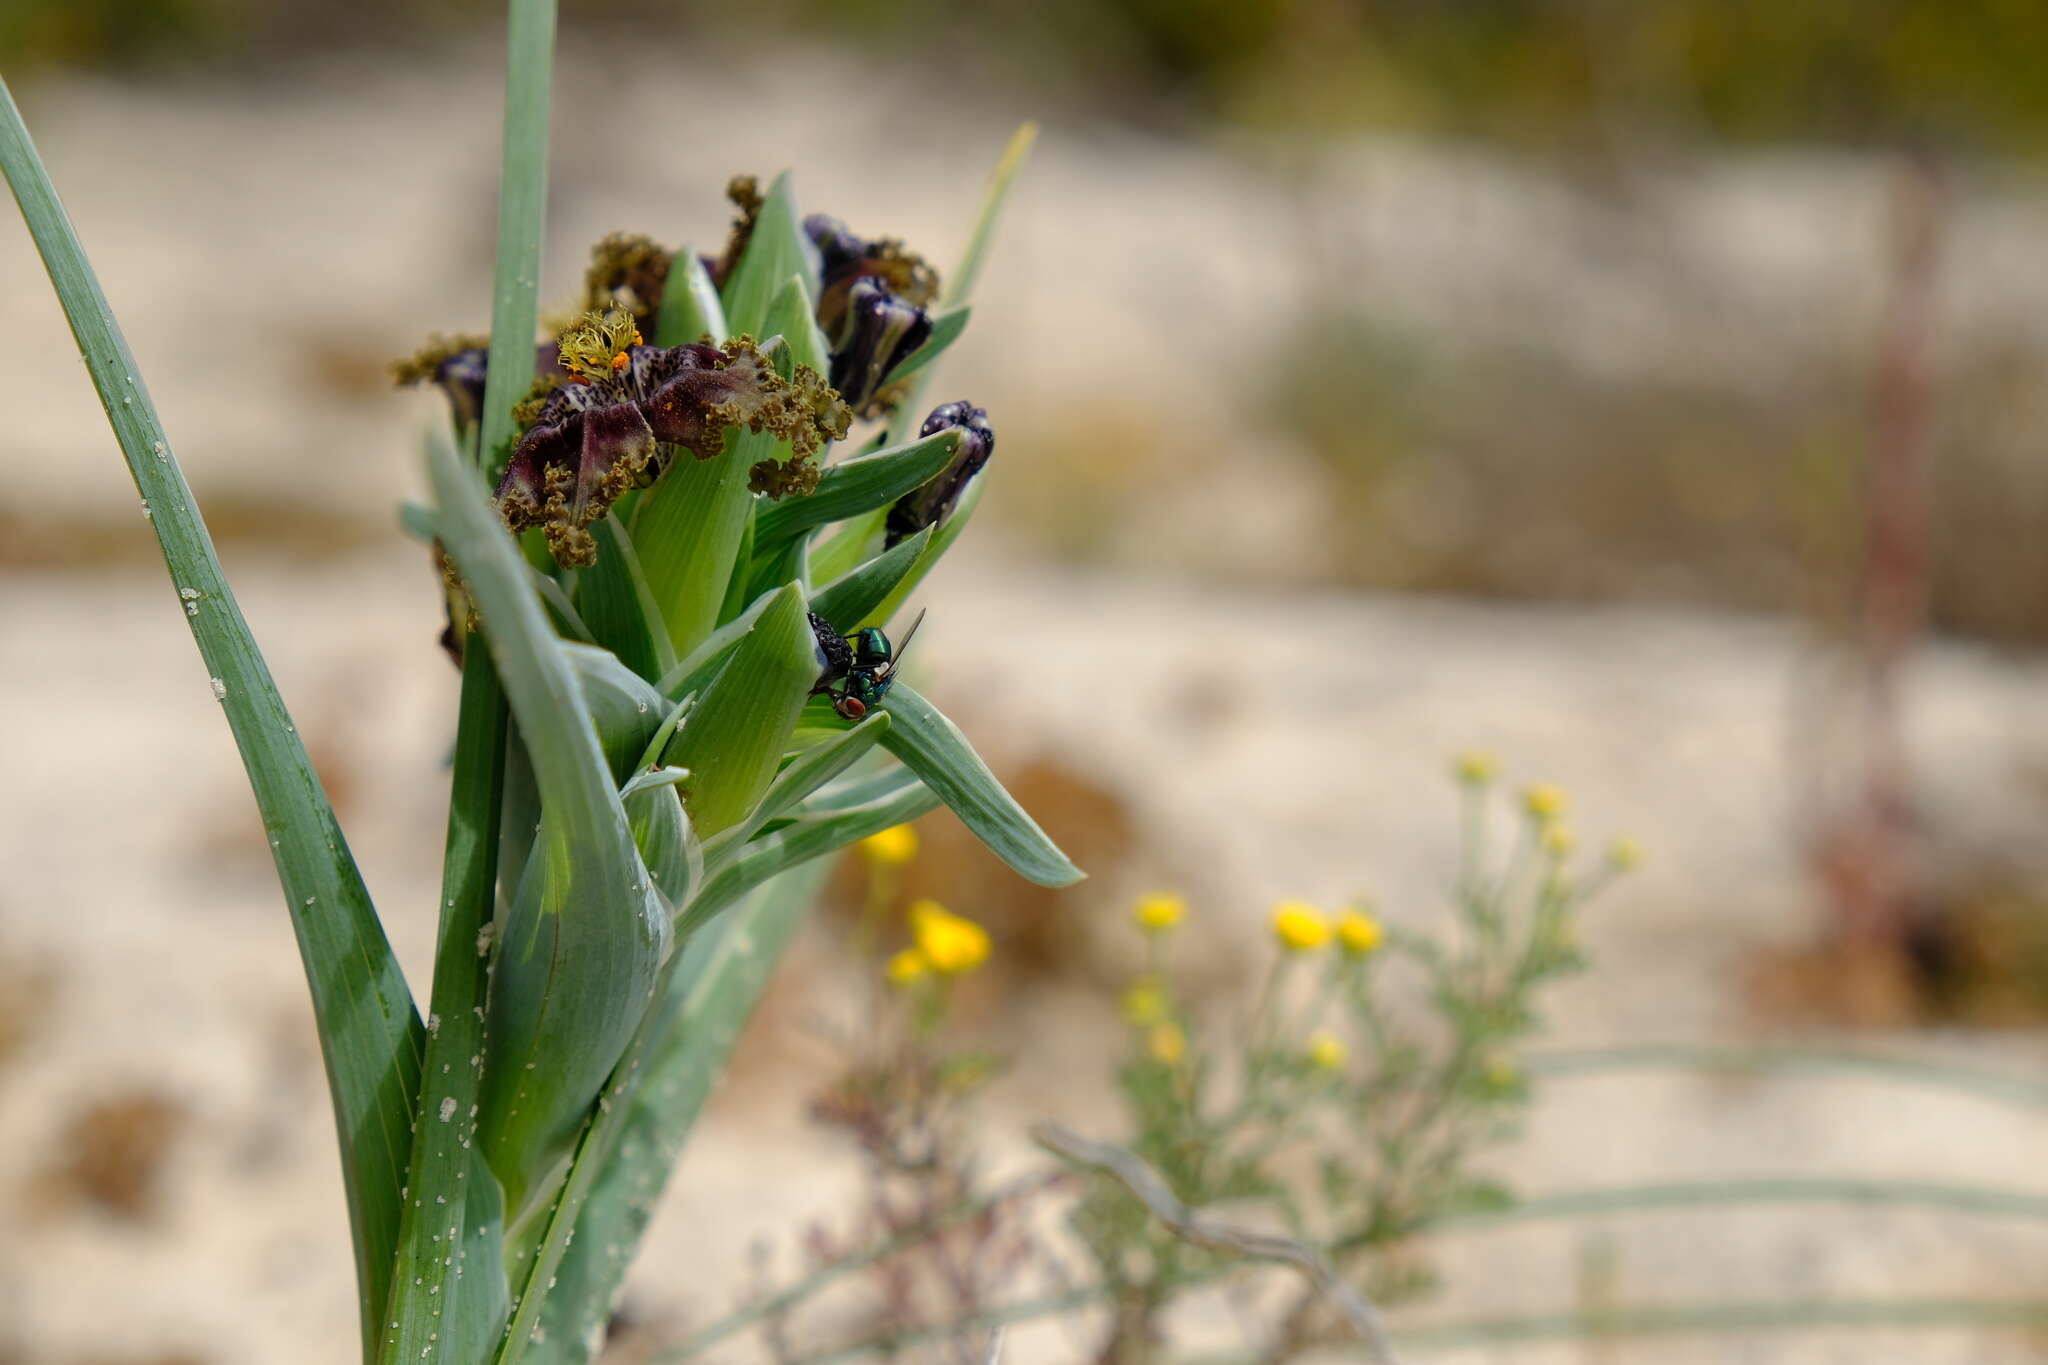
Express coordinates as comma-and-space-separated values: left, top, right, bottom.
885, 402, 995, 547
828, 278, 932, 416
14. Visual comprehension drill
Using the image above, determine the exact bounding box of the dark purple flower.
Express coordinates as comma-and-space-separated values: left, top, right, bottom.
829, 278, 933, 418
802, 213, 939, 334
886, 401, 994, 548
498, 311, 850, 566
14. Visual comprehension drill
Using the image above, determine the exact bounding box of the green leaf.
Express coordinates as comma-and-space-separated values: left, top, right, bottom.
761, 270, 829, 375
632, 436, 756, 659
574, 518, 676, 684
379, 648, 512, 1365
653, 247, 726, 346
862, 475, 986, 627
622, 767, 701, 915
881, 680, 1083, 887
700, 711, 892, 871
740, 521, 809, 612
719, 172, 813, 338
654, 587, 775, 701
560, 643, 667, 783
428, 436, 670, 1227
525, 860, 833, 1365
807, 525, 932, 631
684, 780, 941, 932
883, 303, 970, 387
477, 0, 557, 472
662, 584, 818, 837
1, 74, 424, 1353
752, 429, 960, 549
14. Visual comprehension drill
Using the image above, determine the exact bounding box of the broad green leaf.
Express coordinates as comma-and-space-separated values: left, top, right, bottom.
429, 437, 670, 1228
575, 518, 675, 684
883, 303, 970, 387
380, 648, 512, 1365
808, 525, 932, 632
655, 587, 775, 701
1, 76, 423, 1352
700, 711, 892, 871
717, 505, 758, 625
662, 584, 818, 837
524, 860, 834, 1365
751, 429, 960, 549
633, 431, 765, 658
560, 642, 667, 783
761, 270, 829, 374
683, 781, 941, 932
719, 172, 813, 337
740, 522, 809, 610
653, 247, 726, 346
622, 767, 701, 915
881, 680, 1082, 887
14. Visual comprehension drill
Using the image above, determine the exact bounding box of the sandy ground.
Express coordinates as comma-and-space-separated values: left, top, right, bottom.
7, 40, 2048, 1365
5, 547, 2048, 1363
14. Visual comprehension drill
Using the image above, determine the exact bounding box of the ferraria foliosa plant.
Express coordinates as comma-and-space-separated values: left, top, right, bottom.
0, 17, 1071, 1362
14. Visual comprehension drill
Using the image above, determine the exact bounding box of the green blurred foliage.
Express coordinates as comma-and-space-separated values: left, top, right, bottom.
11, 0, 2048, 151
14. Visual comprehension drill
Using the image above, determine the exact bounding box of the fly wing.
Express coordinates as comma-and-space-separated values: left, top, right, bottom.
878, 608, 928, 680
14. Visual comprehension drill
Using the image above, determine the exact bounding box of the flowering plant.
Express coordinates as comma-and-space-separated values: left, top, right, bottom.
0, 4, 1073, 1360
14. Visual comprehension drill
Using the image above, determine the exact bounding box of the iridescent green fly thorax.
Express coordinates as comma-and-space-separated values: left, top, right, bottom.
809, 611, 925, 720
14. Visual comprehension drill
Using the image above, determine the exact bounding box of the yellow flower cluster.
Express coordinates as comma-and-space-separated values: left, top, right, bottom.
1121, 977, 1171, 1026
1455, 750, 1499, 785
909, 899, 990, 974
1337, 907, 1383, 956
885, 899, 991, 986
1270, 901, 1331, 951
860, 824, 919, 868
1306, 1031, 1348, 1071
1131, 892, 1186, 933
1521, 783, 1568, 821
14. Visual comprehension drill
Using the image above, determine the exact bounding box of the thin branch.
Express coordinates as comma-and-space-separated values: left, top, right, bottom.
1031, 1122, 1407, 1365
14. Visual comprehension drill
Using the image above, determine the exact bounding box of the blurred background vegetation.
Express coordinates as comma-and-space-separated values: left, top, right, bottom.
10, 0, 2048, 153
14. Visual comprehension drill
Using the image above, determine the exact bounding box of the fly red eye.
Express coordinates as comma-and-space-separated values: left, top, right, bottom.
837, 696, 867, 720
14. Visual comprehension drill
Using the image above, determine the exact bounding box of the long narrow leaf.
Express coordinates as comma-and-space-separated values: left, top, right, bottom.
477, 0, 557, 471
752, 429, 960, 549
720, 173, 813, 337
700, 711, 892, 870
0, 76, 424, 1352
882, 681, 1082, 887
380, 649, 512, 1364
429, 437, 670, 1226
662, 584, 819, 837
683, 783, 942, 932
808, 526, 933, 631
526, 860, 835, 1364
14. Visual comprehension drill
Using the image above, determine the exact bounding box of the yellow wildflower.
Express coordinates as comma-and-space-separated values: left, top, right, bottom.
1454, 751, 1499, 785
885, 947, 929, 987
1271, 901, 1331, 952
1337, 907, 1384, 957
1522, 783, 1568, 820
860, 824, 919, 867
1608, 836, 1644, 871
1483, 1054, 1519, 1094
908, 899, 991, 975
1306, 1031, 1347, 1071
1147, 1022, 1186, 1066
1132, 892, 1187, 933
1121, 977, 1171, 1027
1542, 824, 1576, 859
